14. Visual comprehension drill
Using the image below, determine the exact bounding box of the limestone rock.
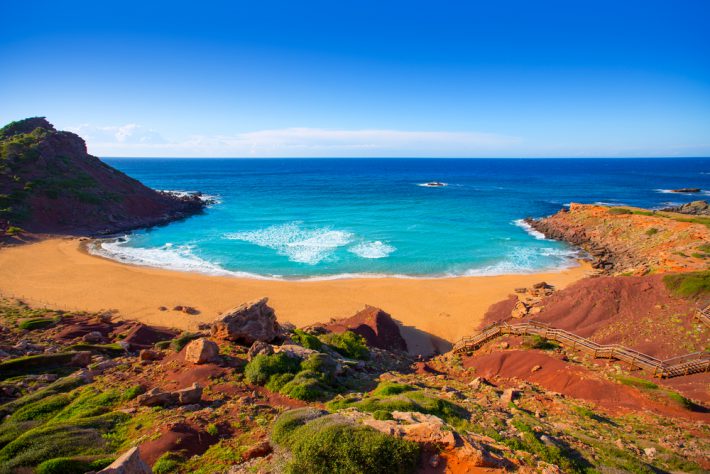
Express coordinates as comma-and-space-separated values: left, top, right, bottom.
175, 383, 203, 404
501, 388, 519, 404
247, 341, 274, 361
136, 388, 174, 407
185, 338, 219, 364
98, 447, 152, 474
275, 344, 318, 360
211, 298, 279, 345
82, 331, 103, 343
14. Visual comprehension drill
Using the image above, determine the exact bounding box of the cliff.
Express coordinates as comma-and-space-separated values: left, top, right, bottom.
0, 117, 206, 236
526, 203, 710, 275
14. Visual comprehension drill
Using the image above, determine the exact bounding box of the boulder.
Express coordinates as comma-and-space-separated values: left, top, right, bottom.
211, 298, 280, 345
501, 388, 519, 404
139, 349, 162, 361
98, 447, 152, 474
69, 351, 92, 367
136, 388, 174, 407
185, 338, 219, 364
247, 341, 274, 361
275, 344, 318, 360
323, 305, 408, 352
82, 331, 104, 343
175, 383, 203, 404
363, 411, 456, 448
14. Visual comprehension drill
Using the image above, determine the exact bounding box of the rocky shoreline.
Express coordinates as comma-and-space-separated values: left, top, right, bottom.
525, 203, 710, 275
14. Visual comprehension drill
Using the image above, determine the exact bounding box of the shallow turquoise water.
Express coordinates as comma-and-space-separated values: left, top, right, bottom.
94, 158, 710, 279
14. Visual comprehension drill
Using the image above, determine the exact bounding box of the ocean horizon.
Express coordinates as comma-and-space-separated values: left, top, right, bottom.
95, 157, 710, 280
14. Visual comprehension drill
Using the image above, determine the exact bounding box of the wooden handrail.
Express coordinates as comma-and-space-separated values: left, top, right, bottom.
452, 319, 709, 378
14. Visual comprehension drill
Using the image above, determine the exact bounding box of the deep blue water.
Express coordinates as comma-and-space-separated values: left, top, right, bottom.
95, 158, 710, 279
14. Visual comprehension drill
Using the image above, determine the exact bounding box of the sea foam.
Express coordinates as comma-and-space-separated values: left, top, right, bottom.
512, 219, 547, 240
349, 241, 396, 259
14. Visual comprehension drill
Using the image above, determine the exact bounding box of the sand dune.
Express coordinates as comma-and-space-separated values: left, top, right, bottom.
0, 238, 591, 355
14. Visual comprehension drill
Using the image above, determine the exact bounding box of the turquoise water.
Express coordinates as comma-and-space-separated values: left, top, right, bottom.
94, 158, 710, 279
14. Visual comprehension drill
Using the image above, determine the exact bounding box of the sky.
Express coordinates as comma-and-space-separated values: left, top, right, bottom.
1, 0, 709, 158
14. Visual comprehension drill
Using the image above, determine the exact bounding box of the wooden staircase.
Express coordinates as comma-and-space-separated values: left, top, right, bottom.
452, 314, 710, 378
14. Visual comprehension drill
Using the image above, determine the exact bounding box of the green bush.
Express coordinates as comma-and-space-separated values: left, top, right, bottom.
273, 412, 419, 474
5, 226, 23, 236
663, 271, 710, 298
616, 375, 658, 390
265, 372, 295, 392
123, 385, 145, 401
171, 332, 201, 352
300, 353, 338, 381
280, 372, 331, 401
18, 317, 54, 330
153, 452, 184, 474
36, 456, 112, 474
291, 329, 323, 350
244, 353, 301, 385
644, 227, 658, 236
524, 335, 560, 351
372, 382, 414, 397
322, 331, 370, 360
271, 408, 328, 445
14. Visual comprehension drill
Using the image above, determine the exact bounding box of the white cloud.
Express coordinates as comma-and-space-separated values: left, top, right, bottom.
70, 124, 521, 157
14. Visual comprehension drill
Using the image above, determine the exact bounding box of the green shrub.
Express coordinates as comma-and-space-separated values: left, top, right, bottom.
18, 317, 54, 330
171, 332, 201, 352
206, 423, 219, 436
300, 353, 338, 381
322, 331, 370, 360
265, 372, 295, 392
280, 372, 331, 402
663, 271, 710, 298
153, 452, 184, 474
609, 207, 633, 215
271, 408, 328, 445
372, 382, 414, 397
123, 385, 145, 401
291, 329, 323, 350
244, 353, 301, 385
273, 412, 419, 474
644, 227, 658, 236
524, 335, 560, 351
36, 456, 107, 474
5, 226, 23, 236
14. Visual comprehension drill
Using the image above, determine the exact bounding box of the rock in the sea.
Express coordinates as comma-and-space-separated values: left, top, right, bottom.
98, 447, 152, 474
185, 338, 219, 364
323, 305, 408, 352
247, 341, 274, 361
670, 188, 701, 193
661, 200, 710, 216
211, 298, 280, 345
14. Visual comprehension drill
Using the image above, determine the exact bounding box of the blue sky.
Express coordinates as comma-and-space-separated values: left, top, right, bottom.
1, 0, 709, 157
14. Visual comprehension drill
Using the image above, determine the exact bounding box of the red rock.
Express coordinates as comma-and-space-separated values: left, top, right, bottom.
184, 338, 219, 364
323, 305, 408, 352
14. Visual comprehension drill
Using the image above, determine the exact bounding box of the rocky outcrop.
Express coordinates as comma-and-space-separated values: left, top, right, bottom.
136, 383, 203, 407
184, 338, 219, 364
662, 200, 710, 216
671, 188, 701, 193
526, 203, 710, 275
98, 447, 152, 474
324, 305, 408, 352
0, 117, 207, 236
211, 298, 280, 345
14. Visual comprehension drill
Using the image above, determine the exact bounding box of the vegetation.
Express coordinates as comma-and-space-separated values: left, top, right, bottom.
321, 331, 370, 360
291, 329, 323, 351
271, 410, 419, 474
0, 352, 84, 379
645, 227, 658, 236
663, 270, 710, 298
18, 317, 56, 330
245, 353, 340, 401
35, 457, 112, 474
524, 335, 560, 351
170, 332, 202, 352
609, 207, 633, 215
153, 452, 185, 474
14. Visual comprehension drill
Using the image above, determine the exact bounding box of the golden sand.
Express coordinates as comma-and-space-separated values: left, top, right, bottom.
0, 238, 591, 354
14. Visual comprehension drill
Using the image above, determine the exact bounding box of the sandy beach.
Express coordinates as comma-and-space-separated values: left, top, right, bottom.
0, 238, 591, 354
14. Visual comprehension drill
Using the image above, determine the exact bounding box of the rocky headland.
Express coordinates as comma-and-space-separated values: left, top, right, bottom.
0, 117, 208, 240
525, 203, 710, 275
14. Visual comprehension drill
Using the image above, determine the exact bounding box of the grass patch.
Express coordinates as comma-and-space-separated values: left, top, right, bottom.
609, 207, 633, 215
36, 456, 112, 474
272, 410, 419, 474
64, 343, 125, 357
645, 227, 658, 236
153, 451, 185, 474
616, 375, 659, 390
0, 374, 87, 418
663, 271, 710, 298
0, 353, 84, 380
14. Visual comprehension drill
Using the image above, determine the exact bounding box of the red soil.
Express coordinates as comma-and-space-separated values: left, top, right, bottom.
463, 350, 709, 422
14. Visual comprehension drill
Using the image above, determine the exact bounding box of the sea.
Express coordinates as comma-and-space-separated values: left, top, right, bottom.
94, 158, 710, 280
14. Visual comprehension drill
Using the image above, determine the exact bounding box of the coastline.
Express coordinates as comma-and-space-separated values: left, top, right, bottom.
0, 238, 592, 355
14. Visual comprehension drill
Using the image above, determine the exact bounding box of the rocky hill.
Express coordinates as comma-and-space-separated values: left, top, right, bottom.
0, 117, 206, 237
526, 203, 710, 275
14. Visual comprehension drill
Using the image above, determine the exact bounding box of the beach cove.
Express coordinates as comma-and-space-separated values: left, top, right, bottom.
0, 238, 591, 355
